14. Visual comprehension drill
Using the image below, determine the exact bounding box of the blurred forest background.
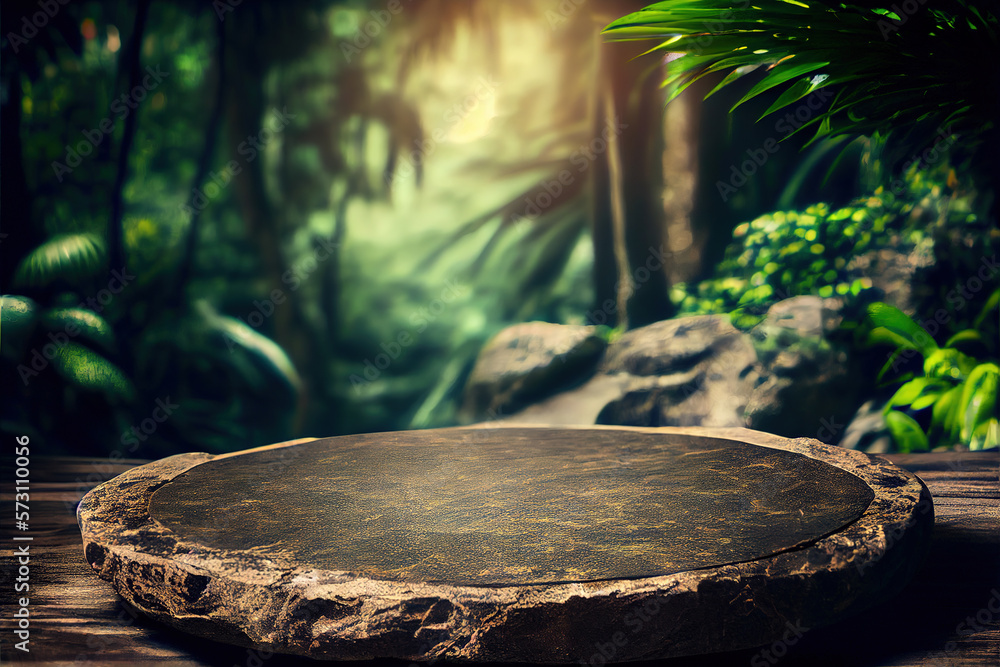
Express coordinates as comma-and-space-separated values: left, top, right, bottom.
2, 0, 996, 458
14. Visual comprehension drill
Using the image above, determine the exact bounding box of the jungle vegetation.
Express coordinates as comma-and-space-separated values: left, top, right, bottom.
1, 0, 996, 456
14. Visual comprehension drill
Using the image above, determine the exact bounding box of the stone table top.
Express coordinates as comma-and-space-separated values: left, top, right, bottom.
76, 425, 935, 663
149, 427, 874, 586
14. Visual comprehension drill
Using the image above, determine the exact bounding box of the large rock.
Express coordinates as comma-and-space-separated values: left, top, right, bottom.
460, 322, 607, 421
744, 296, 865, 443
595, 316, 760, 428
466, 315, 761, 429
846, 233, 934, 317
846, 223, 1000, 322
78, 426, 933, 663
840, 399, 894, 454
462, 298, 866, 443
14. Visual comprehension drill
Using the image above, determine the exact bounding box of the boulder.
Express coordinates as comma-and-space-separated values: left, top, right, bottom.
459, 322, 607, 421
840, 399, 894, 454
744, 296, 865, 443
846, 233, 934, 317
595, 315, 760, 428
462, 298, 866, 443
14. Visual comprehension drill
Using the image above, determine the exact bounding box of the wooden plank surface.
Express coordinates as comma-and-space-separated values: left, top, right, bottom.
2, 450, 998, 666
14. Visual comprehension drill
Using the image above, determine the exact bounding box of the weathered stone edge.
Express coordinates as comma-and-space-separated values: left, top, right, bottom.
77, 427, 933, 663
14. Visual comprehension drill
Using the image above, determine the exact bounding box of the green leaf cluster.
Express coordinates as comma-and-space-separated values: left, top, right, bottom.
604, 1, 999, 176
3, 229, 302, 456
866, 301, 999, 451
674, 199, 890, 315
672, 154, 983, 319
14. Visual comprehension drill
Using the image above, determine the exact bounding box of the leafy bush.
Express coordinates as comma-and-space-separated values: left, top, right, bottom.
2, 232, 302, 456
672, 160, 983, 319
865, 301, 999, 451
673, 201, 881, 316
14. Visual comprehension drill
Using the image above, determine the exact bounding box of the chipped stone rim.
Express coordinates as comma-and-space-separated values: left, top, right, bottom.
77, 426, 933, 663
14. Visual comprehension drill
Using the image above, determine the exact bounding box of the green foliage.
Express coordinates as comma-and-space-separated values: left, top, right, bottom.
2, 294, 135, 455
47, 342, 135, 402
13, 233, 106, 292
673, 157, 984, 318
41, 307, 117, 355
674, 200, 887, 315
1, 295, 129, 400
3, 227, 302, 455
132, 300, 302, 454
604, 1, 1000, 178
0, 296, 39, 361
866, 301, 999, 451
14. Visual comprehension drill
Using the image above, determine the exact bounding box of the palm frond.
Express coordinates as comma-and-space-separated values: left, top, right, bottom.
604, 1, 1000, 174
13, 233, 107, 290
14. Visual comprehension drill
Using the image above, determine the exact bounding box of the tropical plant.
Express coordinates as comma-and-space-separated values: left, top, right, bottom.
675, 200, 883, 319
1, 232, 301, 456
865, 300, 999, 451
603, 0, 1000, 218
674, 157, 985, 320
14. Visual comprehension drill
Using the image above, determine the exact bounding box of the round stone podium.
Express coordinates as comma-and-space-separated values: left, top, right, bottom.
77, 425, 933, 662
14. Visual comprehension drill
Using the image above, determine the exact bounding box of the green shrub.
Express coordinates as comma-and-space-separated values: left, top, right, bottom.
865, 300, 999, 451
672, 163, 981, 318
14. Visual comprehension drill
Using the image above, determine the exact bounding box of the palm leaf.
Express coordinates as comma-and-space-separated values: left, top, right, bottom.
866, 302, 938, 357
884, 409, 930, 452
40, 308, 117, 355
973, 288, 1000, 329
930, 384, 963, 443
50, 342, 134, 402
959, 363, 999, 447
13, 233, 107, 290
0, 296, 40, 361
202, 304, 302, 398
604, 1, 1000, 175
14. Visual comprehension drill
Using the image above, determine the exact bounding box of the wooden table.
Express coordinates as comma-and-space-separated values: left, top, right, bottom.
2, 451, 998, 666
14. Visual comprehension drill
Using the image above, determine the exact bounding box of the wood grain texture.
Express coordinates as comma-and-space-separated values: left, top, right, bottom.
2, 443, 997, 665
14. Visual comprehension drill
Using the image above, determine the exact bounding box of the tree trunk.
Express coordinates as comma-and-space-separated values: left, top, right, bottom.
0, 57, 42, 293
224, 7, 330, 433
590, 32, 674, 329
